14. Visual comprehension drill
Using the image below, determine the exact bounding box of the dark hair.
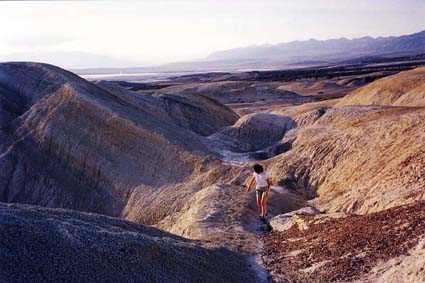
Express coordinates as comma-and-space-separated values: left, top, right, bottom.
253, 164, 264, 173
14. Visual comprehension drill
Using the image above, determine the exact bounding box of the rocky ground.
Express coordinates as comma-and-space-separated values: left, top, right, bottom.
262, 201, 425, 283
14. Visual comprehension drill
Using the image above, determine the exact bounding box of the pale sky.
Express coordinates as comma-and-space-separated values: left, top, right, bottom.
0, 0, 424, 68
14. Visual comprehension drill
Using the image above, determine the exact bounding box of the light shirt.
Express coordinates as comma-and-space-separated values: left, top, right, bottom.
253, 171, 270, 188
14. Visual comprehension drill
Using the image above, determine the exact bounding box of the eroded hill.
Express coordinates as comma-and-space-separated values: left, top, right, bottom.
338, 67, 425, 106
0, 62, 238, 224
266, 105, 425, 214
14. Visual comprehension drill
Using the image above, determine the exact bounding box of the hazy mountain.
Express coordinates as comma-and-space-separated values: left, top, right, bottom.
72, 31, 425, 75
207, 30, 425, 63
1, 31, 424, 73
0, 51, 139, 69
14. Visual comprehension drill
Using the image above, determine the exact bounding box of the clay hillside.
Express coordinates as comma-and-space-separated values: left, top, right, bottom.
0, 62, 424, 282
0, 62, 238, 225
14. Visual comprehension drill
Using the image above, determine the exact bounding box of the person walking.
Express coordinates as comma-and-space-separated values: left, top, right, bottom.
246, 164, 272, 221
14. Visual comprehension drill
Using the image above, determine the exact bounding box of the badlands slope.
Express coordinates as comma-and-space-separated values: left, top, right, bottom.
338, 67, 425, 106
1, 62, 425, 282
266, 105, 425, 213
0, 62, 237, 224
263, 201, 425, 283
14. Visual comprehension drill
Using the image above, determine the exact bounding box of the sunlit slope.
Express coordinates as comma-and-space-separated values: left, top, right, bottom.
338, 67, 425, 107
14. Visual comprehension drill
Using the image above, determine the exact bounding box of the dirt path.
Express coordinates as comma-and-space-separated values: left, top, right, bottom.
257, 186, 309, 282
236, 185, 308, 283
210, 142, 308, 282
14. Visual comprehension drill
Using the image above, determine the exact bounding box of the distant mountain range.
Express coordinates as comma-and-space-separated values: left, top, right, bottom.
207, 30, 425, 63
152, 30, 425, 72
72, 30, 425, 74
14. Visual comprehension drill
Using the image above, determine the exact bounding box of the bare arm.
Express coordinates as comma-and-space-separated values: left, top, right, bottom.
246, 176, 255, 192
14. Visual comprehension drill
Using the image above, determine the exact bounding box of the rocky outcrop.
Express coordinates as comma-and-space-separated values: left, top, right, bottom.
338, 67, 425, 107
269, 207, 321, 232
0, 202, 256, 283
209, 113, 296, 153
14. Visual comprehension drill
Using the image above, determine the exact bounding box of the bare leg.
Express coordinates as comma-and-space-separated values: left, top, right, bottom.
256, 192, 262, 213
261, 192, 268, 218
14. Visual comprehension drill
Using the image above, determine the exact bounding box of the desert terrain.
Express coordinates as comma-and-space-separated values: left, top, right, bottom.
1, 59, 425, 283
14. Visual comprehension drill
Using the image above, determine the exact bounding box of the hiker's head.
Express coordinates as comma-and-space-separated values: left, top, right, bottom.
253, 164, 264, 173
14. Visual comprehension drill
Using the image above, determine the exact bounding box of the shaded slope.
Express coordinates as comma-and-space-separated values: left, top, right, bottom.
97, 80, 239, 136
208, 113, 296, 153
153, 90, 239, 136
0, 62, 237, 223
0, 202, 256, 283
338, 67, 425, 106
